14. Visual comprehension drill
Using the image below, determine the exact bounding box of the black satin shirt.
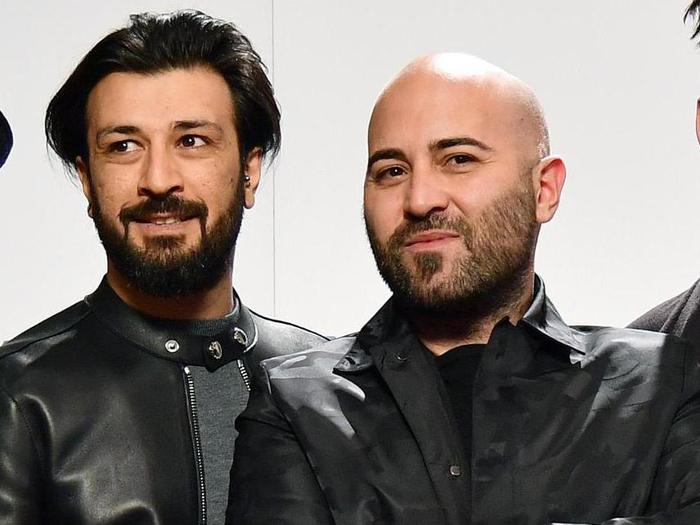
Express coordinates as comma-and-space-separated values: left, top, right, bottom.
229, 278, 700, 525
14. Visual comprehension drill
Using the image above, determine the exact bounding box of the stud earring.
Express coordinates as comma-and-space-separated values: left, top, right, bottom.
244, 175, 251, 185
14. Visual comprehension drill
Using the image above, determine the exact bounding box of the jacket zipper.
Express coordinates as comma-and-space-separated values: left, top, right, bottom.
237, 359, 251, 392
183, 366, 207, 524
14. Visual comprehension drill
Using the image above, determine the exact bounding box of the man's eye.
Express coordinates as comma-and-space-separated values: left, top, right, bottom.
108, 140, 138, 153
449, 154, 476, 165
180, 135, 207, 148
378, 166, 406, 178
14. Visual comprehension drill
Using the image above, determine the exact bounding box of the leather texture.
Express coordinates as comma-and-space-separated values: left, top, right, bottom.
228, 279, 700, 525
0, 279, 326, 525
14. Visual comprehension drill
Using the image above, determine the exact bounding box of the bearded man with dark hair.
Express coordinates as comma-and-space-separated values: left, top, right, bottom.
0, 10, 325, 524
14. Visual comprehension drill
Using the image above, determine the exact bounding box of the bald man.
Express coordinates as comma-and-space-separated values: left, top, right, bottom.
227, 55, 700, 524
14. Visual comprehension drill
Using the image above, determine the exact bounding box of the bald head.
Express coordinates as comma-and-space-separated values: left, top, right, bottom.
370, 53, 550, 162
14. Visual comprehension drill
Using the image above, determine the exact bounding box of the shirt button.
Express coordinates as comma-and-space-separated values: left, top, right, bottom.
449, 465, 462, 477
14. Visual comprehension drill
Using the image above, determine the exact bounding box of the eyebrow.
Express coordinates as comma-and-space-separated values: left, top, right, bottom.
172, 120, 223, 134
429, 136, 493, 152
367, 148, 409, 171
95, 120, 223, 143
367, 136, 494, 172
96, 125, 139, 143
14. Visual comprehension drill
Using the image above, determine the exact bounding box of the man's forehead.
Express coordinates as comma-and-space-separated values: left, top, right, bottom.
86, 67, 234, 125
369, 80, 510, 147
368, 66, 545, 158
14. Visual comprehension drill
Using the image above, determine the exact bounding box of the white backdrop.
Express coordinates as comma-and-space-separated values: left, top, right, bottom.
1, 0, 698, 341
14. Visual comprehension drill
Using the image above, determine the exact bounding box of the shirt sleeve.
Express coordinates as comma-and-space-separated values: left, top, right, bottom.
226, 364, 334, 525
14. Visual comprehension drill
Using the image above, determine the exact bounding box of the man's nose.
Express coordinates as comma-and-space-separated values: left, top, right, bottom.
137, 144, 184, 197
403, 166, 449, 219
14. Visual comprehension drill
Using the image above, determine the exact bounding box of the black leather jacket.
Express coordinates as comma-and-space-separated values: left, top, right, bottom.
0, 279, 326, 525
229, 279, 700, 524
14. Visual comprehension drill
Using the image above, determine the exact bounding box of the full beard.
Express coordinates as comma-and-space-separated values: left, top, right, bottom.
90, 178, 244, 298
366, 180, 538, 320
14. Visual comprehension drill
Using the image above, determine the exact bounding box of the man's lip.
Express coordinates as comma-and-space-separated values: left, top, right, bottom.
404, 230, 460, 247
131, 214, 197, 225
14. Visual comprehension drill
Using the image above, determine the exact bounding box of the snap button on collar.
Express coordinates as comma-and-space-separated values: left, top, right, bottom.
208, 341, 223, 360
232, 327, 248, 347
165, 339, 180, 353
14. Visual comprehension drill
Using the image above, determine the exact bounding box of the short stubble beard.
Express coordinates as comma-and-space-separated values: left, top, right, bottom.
365, 175, 538, 321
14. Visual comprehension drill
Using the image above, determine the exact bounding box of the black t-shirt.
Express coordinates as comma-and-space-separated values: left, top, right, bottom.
435, 344, 485, 465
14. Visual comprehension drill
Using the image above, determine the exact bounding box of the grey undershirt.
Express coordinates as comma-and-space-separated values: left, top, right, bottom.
182, 304, 250, 525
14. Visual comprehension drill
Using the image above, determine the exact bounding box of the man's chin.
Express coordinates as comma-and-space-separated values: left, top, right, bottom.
403, 262, 456, 286
129, 232, 198, 251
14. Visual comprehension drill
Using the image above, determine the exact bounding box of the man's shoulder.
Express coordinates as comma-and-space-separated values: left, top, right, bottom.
256, 336, 360, 409
248, 308, 331, 363
0, 299, 92, 391
260, 335, 357, 376
571, 323, 690, 370
628, 279, 700, 338
1, 299, 91, 358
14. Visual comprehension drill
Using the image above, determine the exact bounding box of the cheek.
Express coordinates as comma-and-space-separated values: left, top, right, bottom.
90, 182, 127, 217
364, 193, 401, 243
88, 163, 139, 210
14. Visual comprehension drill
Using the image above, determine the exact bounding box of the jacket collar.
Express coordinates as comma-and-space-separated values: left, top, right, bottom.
86, 278, 258, 371
334, 275, 585, 373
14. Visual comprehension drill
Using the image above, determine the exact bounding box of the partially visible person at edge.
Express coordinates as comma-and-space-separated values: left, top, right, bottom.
630, 1, 700, 342
0, 109, 12, 168
227, 53, 700, 524
0, 11, 326, 525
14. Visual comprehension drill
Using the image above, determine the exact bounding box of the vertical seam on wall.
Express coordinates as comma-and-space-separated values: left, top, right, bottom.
271, 0, 277, 316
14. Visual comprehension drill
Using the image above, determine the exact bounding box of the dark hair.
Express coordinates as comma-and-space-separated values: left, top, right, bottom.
686, 1, 700, 40
45, 10, 280, 175
0, 110, 12, 168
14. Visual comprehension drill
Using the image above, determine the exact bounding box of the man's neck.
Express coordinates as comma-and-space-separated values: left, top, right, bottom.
105, 265, 235, 321
410, 273, 535, 356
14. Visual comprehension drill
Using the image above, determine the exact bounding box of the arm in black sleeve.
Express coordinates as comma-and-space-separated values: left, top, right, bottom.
226, 364, 334, 525
0, 387, 43, 525
552, 339, 700, 525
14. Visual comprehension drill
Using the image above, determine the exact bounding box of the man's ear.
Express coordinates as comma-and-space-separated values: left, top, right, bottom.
695, 98, 700, 145
76, 156, 93, 217
532, 155, 566, 224
243, 148, 263, 209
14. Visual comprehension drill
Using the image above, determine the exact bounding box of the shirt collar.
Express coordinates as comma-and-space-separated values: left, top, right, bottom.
336, 274, 585, 373
85, 277, 258, 371
519, 275, 586, 357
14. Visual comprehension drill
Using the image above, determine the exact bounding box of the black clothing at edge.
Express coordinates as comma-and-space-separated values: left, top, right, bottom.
228, 277, 700, 524
0, 278, 327, 525
629, 279, 700, 341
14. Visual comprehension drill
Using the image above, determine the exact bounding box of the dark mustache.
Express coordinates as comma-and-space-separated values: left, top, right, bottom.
389, 214, 470, 247
119, 195, 208, 227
